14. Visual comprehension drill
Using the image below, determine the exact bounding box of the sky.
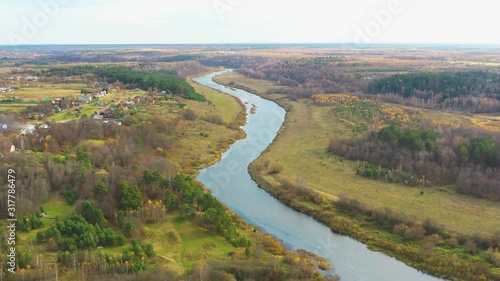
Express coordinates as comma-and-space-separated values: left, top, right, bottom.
0, 0, 499, 45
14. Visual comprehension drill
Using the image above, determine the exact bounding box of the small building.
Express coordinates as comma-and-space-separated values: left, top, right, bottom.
100, 109, 112, 117
78, 95, 92, 103
0, 123, 7, 130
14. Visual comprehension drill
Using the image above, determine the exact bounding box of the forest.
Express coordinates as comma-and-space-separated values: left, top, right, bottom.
368, 71, 500, 113
44, 65, 206, 101
328, 111, 500, 199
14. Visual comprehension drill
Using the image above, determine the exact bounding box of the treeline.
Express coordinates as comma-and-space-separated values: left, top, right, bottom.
250, 162, 500, 281
334, 194, 500, 281
44, 65, 206, 101
199, 55, 271, 69
368, 71, 500, 113
238, 60, 366, 99
158, 54, 205, 62
329, 124, 500, 199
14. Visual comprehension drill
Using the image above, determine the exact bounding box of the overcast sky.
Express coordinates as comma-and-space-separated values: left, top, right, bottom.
0, 0, 498, 45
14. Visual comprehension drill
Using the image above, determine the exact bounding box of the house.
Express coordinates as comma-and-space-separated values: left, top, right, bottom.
93, 115, 103, 120
93, 91, 107, 99
148, 100, 155, 105
100, 109, 112, 117
0, 87, 12, 93
78, 95, 92, 103
132, 96, 141, 103
126, 101, 135, 106
38, 123, 49, 129
25, 76, 39, 81
0, 123, 7, 130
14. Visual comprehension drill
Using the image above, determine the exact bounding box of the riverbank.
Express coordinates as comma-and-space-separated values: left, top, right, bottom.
213, 72, 500, 281
188, 71, 336, 280
198, 71, 449, 281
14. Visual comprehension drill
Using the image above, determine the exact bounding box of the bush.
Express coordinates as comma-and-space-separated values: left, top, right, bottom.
62, 188, 78, 204
268, 163, 283, 175
393, 223, 408, 235
123, 221, 135, 237
486, 248, 500, 266
422, 218, 443, 235
142, 243, 155, 258
465, 239, 479, 254
403, 225, 426, 241
445, 237, 459, 248
183, 109, 197, 120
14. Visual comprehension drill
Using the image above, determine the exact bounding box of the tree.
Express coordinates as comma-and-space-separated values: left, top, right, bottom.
79, 200, 105, 225
93, 180, 109, 201
164, 190, 177, 210
119, 181, 142, 211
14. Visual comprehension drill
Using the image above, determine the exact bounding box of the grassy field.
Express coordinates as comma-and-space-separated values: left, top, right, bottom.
189, 76, 242, 124
214, 72, 500, 237
0, 104, 29, 112
9, 87, 79, 101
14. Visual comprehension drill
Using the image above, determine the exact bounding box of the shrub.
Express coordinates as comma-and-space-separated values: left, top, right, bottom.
183, 109, 197, 120
403, 225, 426, 241
445, 237, 459, 248
393, 223, 408, 235
268, 163, 284, 175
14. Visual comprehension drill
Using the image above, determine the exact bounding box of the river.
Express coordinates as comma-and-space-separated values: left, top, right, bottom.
194, 70, 445, 281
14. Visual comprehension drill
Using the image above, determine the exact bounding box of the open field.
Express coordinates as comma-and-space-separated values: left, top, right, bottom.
215, 72, 500, 237
9, 87, 79, 101
189, 76, 242, 124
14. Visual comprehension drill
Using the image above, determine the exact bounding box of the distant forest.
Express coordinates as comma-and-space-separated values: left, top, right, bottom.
201, 56, 500, 113
369, 71, 500, 113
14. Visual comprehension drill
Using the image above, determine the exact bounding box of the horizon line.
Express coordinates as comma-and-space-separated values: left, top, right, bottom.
1, 42, 500, 48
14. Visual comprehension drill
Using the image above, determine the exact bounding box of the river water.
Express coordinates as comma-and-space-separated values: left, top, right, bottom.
194, 70, 445, 281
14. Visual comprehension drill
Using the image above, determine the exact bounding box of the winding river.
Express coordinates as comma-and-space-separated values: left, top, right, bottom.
195, 70, 445, 281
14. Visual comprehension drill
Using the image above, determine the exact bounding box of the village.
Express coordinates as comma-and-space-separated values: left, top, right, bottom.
0, 74, 174, 138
